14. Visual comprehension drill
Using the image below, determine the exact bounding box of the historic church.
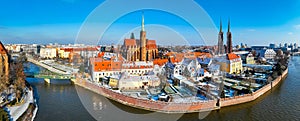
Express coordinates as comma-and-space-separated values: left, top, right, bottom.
122, 13, 158, 62
217, 19, 233, 55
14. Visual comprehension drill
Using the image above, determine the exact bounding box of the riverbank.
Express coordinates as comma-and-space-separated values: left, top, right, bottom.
220, 68, 288, 107
72, 68, 288, 113
6, 89, 38, 121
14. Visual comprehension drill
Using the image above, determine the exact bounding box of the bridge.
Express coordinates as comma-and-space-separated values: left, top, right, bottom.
26, 55, 76, 82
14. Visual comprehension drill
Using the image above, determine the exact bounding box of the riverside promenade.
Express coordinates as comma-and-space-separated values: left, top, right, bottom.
27, 57, 70, 75
72, 68, 288, 113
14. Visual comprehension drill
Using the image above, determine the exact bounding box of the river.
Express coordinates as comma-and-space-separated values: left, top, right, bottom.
26, 56, 300, 121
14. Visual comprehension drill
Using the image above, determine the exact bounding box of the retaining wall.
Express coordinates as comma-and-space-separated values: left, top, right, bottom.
220, 68, 288, 107
73, 78, 217, 113
73, 68, 288, 113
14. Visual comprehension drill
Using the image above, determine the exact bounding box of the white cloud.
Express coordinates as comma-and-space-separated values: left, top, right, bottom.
294, 24, 300, 29
288, 32, 293, 35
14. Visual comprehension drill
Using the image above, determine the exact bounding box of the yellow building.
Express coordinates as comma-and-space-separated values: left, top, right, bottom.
118, 74, 160, 90
109, 78, 119, 89
217, 53, 243, 74
246, 54, 255, 64
57, 49, 70, 59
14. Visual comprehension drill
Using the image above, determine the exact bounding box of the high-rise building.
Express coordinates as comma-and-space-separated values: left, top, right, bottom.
226, 19, 233, 53
284, 43, 288, 48
294, 43, 298, 49
217, 19, 224, 55
269, 44, 275, 49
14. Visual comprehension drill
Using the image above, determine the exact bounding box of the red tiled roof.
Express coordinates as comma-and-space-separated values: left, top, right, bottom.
61, 47, 98, 52
146, 40, 157, 49
0, 41, 8, 54
227, 53, 240, 60
147, 40, 156, 45
124, 39, 136, 46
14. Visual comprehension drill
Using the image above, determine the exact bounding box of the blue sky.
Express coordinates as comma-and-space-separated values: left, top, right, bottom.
1, 0, 300, 46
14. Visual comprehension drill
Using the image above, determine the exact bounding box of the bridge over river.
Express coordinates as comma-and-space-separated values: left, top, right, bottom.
25, 55, 76, 82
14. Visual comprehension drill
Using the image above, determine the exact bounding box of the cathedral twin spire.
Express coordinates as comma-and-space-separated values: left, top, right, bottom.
218, 18, 232, 54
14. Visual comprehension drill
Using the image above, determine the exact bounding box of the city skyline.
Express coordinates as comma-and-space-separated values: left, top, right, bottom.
1, 0, 300, 45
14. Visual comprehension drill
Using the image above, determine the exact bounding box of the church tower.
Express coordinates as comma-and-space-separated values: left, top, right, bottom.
140, 12, 147, 61
226, 19, 233, 53
218, 19, 224, 55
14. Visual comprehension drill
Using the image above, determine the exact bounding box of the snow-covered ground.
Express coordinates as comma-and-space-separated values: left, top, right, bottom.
7, 90, 34, 121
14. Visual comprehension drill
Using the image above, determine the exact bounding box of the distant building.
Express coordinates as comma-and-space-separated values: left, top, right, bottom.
40, 47, 56, 59
279, 43, 283, 48
22, 44, 38, 55
246, 53, 255, 64
260, 49, 276, 60
234, 51, 255, 64
294, 43, 298, 49
269, 44, 275, 49
284, 43, 288, 48
0, 41, 9, 77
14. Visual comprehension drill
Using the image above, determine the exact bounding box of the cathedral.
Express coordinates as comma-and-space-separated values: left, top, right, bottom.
122, 13, 158, 62
217, 19, 233, 55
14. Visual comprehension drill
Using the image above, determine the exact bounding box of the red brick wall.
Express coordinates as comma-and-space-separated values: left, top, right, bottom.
74, 77, 217, 113
73, 69, 288, 112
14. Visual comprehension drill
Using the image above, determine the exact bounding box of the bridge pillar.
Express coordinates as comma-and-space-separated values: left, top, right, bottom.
45, 78, 51, 84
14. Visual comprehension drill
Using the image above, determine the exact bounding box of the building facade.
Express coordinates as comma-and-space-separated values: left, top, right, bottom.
40, 47, 57, 59
216, 53, 243, 74
122, 13, 158, 62
0, 41, 9, 77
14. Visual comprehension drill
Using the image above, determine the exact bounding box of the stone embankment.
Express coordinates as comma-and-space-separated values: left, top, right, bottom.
72, 68, 288, 113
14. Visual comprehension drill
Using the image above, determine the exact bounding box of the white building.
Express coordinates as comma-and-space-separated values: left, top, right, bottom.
174, 58, 204, 78
260, 49, 276, 60
40, 48, 56, 59
118, 74, 160, 90
122, 61, 154, 75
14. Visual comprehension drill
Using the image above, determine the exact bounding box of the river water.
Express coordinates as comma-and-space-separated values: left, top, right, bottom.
26, 56, 300, 121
